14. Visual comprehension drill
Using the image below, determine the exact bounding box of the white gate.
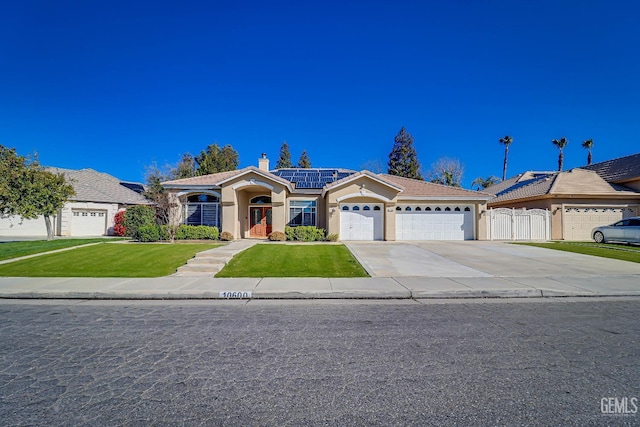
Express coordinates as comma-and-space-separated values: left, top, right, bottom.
488, 208, 550, 241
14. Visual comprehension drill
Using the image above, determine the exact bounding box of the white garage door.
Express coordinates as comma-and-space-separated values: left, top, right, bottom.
340, 203, 383, 241
563, 207, 635, 241
396, 205, 474, 241
72, 210, 107, 236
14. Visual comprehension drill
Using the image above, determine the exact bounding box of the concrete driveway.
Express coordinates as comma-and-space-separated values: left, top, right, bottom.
345, 241, 640, 278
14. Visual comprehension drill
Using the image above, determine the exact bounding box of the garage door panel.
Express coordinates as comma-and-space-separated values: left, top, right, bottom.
396, 206, 473, 241
340, 204, 383, 241
563, 207, 635, 241
72, 210, 107, 236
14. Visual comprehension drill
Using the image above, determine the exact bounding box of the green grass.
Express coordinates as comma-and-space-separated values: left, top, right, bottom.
216, 244, 369, 278
0, 243, 221, 277
0, 238, 123, 261
516, 242, 640, 263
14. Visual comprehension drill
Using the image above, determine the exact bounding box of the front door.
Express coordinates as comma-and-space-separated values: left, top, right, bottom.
250, 207, 272, 238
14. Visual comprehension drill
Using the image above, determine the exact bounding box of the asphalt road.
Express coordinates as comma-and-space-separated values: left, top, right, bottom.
1, 299, 639, 426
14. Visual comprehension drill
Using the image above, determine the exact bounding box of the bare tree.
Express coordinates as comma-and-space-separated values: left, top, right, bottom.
427, 157, 465, 187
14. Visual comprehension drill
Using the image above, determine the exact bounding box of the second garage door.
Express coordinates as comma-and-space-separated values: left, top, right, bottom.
340, 203, 383, 240
396, 205, 474, 241
72, 210, 107, 236
563, 207, 635, 241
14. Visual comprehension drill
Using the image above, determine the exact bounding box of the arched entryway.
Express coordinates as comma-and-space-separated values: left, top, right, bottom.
249, 195, 272, 238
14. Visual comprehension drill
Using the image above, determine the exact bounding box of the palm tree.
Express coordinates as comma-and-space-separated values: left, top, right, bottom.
581, 139, 594, 165
499, 135, 513, 181
472, 176, 501, 190
551, 137, 569, 171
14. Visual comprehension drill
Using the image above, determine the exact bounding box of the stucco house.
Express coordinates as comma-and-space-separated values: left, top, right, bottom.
485, 153, 640, 241
0, 168, 151, 238
162, 155, 492, 241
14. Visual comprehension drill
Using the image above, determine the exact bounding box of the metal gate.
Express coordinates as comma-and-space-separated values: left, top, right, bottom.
488, 208, 550, 241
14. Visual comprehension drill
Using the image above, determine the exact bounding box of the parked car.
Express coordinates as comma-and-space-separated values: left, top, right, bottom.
592, 217, 640, 244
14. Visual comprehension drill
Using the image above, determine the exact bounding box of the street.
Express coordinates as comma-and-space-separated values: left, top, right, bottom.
1, 298, 639, 426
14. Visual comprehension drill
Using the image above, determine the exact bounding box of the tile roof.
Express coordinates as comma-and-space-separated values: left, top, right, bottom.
47, 168, 151, 205
161, 166, 293, 189
489, 168, 640, 204
378, 174, 493, 198
322, 170, 401, 192
161, 169, 244, 186
581, 152, 640, 183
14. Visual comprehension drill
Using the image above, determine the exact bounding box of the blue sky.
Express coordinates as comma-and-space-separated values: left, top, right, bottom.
1, 0, 639, 187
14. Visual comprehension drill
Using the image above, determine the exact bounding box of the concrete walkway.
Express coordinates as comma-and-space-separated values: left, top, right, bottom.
0, 274, 638, 300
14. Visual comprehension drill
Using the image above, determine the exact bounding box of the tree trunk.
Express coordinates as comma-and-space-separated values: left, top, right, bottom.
44, 215, 54, 241
587, 151, 592, 165
502, 147, 509, 181
558, 152, 564, 171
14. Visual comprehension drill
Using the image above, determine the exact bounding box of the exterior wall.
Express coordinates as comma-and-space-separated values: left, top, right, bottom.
0, 215, 49, 237
59, 202, 119, 236
286, 195, 325, 229
0, 201, 120, 238
620, 178, 640, 191
325, 177, 401, 240
220, 172, 288, 239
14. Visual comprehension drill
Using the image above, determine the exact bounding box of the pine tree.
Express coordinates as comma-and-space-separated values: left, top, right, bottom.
387, 127, 423, 180
195, 143, 239, 175
276, 141, 293, 169
297, 150, 312, 168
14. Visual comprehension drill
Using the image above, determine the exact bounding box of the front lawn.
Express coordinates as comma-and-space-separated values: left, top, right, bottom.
0, 243, 221, 277
0, 238, 121, 262
516, 242, 640, 263
216, 244, 369, 278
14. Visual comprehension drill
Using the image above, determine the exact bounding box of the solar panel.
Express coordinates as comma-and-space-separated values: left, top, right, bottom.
273, 169, 356, 189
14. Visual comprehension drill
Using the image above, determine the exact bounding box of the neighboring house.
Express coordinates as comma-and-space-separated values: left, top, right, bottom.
0, 168, 151, 238
485, 155, 640, 241
582, 152, 640, 191
161, 155, 493, 241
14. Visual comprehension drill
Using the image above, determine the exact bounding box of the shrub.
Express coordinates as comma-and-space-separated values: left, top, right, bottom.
175, 225, 219, 240
285, 226, 326, 242
326, 233, 339, 242
285, 226, 295, 241
138, 224, 160, 242
124, 205, 156, 240
220, 231, 234, 241
268, 231, 287, 241
113, 211, 126, 237
158, 225, 171, 241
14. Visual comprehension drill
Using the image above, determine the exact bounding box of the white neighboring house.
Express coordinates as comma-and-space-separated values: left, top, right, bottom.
0, 168, 151, 238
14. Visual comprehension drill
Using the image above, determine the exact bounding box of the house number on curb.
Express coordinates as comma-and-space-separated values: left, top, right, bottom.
219, 291, 252, 299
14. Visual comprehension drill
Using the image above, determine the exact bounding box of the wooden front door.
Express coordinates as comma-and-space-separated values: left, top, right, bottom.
250, 207, 272, 238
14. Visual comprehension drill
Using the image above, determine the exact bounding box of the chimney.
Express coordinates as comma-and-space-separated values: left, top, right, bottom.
258, 153, 269, 171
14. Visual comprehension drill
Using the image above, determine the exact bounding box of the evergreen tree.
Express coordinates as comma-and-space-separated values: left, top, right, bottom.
275, 141, 293, 169
387, 127, 423, 180
297, 150, 312, 168
0, 146, 75, 240
195, 143, 239, 175
171, 153, 196, 179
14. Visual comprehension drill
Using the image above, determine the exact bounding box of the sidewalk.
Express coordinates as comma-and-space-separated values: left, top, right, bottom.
0, 274, 639, 300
